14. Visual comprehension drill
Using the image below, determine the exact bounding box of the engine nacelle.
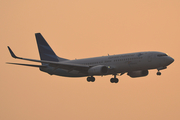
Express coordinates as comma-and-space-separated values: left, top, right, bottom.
88, 65, 108, 75
127, 70, 149, 78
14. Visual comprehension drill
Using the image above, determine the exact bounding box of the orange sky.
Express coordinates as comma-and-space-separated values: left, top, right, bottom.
0, 0, 180, 120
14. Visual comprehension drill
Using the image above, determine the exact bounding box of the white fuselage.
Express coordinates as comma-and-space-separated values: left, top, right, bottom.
7, 33, 174, 83
40, 51, 174, 77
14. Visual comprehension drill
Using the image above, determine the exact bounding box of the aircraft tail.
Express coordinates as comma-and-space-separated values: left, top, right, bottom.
35, 33, 68, 64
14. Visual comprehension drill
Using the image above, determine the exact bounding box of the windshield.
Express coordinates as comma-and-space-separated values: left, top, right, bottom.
157, 54, 167, 57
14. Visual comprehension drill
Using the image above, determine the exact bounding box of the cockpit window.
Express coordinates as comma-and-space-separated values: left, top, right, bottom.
157, 54, 168, 57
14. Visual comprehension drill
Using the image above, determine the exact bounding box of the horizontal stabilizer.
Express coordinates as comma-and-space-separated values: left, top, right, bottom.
6, 62, 47, 68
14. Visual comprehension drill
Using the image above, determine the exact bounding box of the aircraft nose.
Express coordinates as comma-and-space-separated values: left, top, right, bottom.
168, 57, 174, 64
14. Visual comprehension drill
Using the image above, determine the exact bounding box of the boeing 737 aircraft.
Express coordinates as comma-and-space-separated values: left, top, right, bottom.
7, 33, 174, 83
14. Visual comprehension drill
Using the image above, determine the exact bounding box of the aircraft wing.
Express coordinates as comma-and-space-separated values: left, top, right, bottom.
7, 46, 90, 72
6, 62, 47, 68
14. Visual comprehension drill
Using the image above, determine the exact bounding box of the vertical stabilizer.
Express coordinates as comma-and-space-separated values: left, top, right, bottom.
35, 33, 68, 64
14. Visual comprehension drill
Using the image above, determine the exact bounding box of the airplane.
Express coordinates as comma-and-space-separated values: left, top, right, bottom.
7, 33, 174, 83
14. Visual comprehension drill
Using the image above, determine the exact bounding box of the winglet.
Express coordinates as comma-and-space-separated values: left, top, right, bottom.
7, 46, 18, 58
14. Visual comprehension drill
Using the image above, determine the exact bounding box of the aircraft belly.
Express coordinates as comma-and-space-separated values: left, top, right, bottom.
55, 69, 87, 77
115, 60, 148, 72
114, 62, 130, 72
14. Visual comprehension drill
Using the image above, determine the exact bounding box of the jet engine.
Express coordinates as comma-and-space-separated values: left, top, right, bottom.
88, 65, 108, 75
127, 70, 149, 78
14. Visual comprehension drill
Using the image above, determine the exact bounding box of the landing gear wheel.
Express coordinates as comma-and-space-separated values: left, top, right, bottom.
91, 77, 95, 82
114, 78, 119, 83
110, 78, 114, 83
87, 77, 91, 82
87, 76, 95, 82
110, 78, 119, 83
157, 71, 161, 76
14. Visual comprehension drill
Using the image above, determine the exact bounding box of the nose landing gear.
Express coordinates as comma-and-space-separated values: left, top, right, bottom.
156, 67, 167, 76
157, 71, 161, 75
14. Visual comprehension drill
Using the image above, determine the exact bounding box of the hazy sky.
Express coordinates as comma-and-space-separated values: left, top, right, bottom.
0, 0, 180, 120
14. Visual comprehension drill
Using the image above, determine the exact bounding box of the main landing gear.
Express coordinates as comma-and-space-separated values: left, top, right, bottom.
87, 76, 95, 82
87, 74, 119, 83
110, 74, 119, 83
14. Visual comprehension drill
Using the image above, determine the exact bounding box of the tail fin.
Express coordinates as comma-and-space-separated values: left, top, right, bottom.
35, 33, 68, 64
